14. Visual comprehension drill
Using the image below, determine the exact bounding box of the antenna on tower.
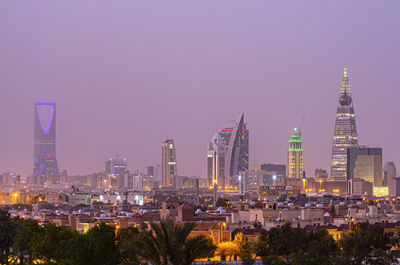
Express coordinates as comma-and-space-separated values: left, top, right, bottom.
299, 114, 306, 136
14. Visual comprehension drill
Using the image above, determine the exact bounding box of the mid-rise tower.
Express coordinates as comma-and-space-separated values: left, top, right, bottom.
162, 139, 177, 188
330, 68, 358, 181
287, 128, 303, 179
33, 102, 59, 185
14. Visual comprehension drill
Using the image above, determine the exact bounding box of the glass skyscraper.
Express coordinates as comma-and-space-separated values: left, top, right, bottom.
33, 102, 59, 185
207, 113, 249, 190
330, 68, 358, 181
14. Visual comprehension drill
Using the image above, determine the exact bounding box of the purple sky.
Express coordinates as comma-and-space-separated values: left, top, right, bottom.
1, 1, 400, 178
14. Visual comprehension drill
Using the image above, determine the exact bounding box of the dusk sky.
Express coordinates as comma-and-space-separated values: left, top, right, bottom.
1, 1, 399, 178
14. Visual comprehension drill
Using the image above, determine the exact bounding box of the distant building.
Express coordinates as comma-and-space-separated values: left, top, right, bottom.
260, 164, 286, 178
385, 162, 400, 196
330, 68, 358, 181
349, 178, 373, 196
105, 156, 127, 189
162, 139, 177, 188
383, 162, 397, 187
347, 147, 382, 186
33, 102, 59, 185
314, 169, 328, 180
207, 113, 249, 190
287, 128, 303, 179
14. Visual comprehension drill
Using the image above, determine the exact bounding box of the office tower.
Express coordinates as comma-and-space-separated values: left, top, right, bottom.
224, 113, 249, 189
347, 147, 382, 186
331, 68, 358, 181
33, 102, 59, 185
105, 156, 127, 189
162, 139, 177, 188
207, 133, 225, 189
207, 113, 249, 190
383, 162, 397, 186
260, 163, 286, 178
287, 128, 303, 179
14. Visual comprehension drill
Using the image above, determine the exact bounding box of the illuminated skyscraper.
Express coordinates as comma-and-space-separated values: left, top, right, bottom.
223, 113, 249, 189
331, 68, 358, 181
287, 128, 303, 179
207, 133, 225, 189
207, 113, 249, 190
162, 139, 177, 188
105, 156, 127, 190
33, 102, 59, 185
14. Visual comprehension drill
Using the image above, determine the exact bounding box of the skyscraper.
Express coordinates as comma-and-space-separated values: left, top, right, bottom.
105, 156, 127, 190
331, 68, 358, 181
207, 133, 225, 189
287, 128, 303, 179
347, 147, 382, 186
224, 113, 249, 189
383, 162, 397, 187
207, 113, 249, 190
162, 139, 177, 188
33, 102, 59, 185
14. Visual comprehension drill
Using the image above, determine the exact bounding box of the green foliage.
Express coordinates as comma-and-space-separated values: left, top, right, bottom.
338, 222, 396, 265
140, 218, 217, 265
86, 223, 119, 265
254, 223, 338, 265
0, 210, 18, 265
3, 215, 400, 265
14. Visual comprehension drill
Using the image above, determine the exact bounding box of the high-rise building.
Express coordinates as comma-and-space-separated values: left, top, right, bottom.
287, 128, 303, 179
162, 139, 177, 188
207, 113, 249, 190
224, 113, 249, 189
207, 133, 225, 189
347, 147, 382, 186
331, 68, 358, 181
105, 156, 127, 190
383, 162, 397, 187
33, 102, 59, 185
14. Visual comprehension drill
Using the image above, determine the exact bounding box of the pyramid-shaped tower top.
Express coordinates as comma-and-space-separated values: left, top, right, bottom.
340, 67, 351, 94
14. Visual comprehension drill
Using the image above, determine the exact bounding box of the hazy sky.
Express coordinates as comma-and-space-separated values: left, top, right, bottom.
1, 1, 399, 178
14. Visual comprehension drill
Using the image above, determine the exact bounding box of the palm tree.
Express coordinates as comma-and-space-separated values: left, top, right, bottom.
140, 217, 216, 265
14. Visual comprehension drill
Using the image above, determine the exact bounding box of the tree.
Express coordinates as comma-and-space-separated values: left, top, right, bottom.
13, 219, 42, 265
86, 223, 119, 265
140, 218, 216, 265
215, 241, 238, 261
233, 233, 254, 264
289, 229, 338, 265
0, 210, 18, 265
118, 226, 142, 265
338, 222, 396, 265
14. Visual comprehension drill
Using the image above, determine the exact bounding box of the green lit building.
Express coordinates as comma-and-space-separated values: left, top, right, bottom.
287, 128, 303, 179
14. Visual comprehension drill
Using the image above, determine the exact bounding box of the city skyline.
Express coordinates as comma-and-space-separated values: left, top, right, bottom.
1, 2, 400, 177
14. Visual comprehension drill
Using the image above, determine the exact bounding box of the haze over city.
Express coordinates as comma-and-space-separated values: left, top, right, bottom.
1, 1, 399, 177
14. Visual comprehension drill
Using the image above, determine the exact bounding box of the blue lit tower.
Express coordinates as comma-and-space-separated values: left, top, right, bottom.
330, 68, 358, 181
33, 102, 59, 185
